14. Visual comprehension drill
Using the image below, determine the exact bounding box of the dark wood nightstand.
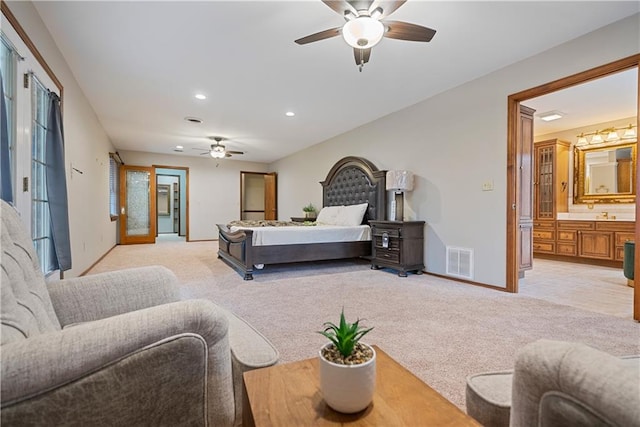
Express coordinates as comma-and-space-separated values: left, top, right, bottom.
369, 220, 425, 277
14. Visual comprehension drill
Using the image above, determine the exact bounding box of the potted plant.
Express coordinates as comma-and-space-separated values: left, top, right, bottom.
317, 309, 376, 413
303, 203, 317, 219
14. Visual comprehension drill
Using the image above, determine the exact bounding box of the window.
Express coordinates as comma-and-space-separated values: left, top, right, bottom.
31, 75, 54, 274
109, 153, 120, 221
2, 12, 63, 275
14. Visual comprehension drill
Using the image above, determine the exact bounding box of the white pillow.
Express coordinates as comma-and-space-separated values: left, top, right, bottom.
316, 206, 343, 225
335, 203, 368, 226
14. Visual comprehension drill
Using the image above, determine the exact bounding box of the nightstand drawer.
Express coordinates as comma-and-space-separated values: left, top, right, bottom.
371, 226, 401, 238
373, 236, 400, 251
374, 248, 400, 263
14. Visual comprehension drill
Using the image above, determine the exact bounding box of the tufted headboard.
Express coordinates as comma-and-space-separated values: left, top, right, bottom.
320, 156, 387, 223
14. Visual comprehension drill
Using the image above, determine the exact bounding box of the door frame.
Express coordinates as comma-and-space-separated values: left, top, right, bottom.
506, 54, 640, 321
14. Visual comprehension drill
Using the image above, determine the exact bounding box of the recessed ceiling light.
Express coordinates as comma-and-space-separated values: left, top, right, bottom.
538, 110, 564, 122
184, 116, 203, 124
174, 145, 184, 152
285, 111, 295, 117
195, 93, 207, 100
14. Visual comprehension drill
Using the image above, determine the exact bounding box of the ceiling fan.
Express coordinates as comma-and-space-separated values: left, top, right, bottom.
295, 0, 436, 71
193, 136, 244, 159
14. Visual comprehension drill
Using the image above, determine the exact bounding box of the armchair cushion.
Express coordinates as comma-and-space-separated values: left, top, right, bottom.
47, 265, 180, 326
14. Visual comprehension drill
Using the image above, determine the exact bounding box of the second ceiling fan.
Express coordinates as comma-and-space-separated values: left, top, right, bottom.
295, 0, 436, 71
194, 136, 244, 159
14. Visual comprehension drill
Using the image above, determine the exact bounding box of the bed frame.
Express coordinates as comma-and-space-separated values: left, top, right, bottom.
217, 156, 387, 280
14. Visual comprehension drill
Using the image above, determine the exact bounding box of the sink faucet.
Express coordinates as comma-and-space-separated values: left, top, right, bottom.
601, 212, 608, 219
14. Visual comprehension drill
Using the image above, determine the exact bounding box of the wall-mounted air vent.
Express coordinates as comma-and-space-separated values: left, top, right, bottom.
446, 246, 473, 280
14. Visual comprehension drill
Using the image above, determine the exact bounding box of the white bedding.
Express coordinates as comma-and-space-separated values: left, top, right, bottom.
229, 224, 371, 246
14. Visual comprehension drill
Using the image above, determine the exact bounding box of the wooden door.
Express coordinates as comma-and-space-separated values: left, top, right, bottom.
517, 105, 535, 273
264, 173, 277, 220
119, 165, 156, 244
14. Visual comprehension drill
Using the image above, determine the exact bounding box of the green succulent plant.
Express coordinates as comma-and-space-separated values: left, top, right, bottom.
303, 203, 316, 213
318, 309, 373, 358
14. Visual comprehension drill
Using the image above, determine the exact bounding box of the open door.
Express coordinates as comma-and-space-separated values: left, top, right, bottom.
264, 172, 277, 220
119, 165, 156, 244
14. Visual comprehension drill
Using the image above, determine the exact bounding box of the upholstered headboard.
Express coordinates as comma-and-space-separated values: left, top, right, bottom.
320, 156, 387, 223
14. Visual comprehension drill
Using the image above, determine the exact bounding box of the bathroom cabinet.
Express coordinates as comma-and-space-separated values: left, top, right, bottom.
537, 220, 634, 265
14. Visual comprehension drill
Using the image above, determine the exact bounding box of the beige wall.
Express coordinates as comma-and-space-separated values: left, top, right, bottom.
271, 14, 640, 287
120, 151, 269, 240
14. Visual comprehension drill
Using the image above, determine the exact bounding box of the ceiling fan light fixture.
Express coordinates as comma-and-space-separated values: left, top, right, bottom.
210, 144, 226, 158
342, 17, 384, 49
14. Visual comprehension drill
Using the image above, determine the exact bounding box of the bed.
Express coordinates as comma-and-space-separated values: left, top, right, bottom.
217, 156, 387, 280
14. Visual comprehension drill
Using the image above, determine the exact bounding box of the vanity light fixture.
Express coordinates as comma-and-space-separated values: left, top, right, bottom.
576, 124, 637, 145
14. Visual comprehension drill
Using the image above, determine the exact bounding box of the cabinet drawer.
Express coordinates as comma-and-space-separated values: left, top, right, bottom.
615, 232, 635, 246
532, 230, 554, 240
557, 221, 595, 231
556, 243, 577, 256
373, 236, 400, 251
533, 221, 555, 229
596, 221, 635, 232
371, 226, 401, 238
557, 230, 576, 242
533, 242, 554, 253
374, 248, 400, 263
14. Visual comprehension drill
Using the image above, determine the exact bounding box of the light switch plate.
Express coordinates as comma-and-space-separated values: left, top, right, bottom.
482, 180, 494, 191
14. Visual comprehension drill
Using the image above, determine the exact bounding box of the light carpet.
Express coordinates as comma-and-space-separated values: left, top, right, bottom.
88, 241, 640, 410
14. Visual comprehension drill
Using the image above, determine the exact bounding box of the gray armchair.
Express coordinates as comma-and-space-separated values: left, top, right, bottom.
466, 339, 640, 427
1, 200, 278, 426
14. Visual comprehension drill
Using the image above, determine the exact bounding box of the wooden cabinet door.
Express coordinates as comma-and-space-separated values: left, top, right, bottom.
517, 106, 535, 273
578, 231, 614, 260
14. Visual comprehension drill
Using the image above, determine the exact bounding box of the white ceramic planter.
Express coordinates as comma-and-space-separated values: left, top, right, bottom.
318, 342, 376, 413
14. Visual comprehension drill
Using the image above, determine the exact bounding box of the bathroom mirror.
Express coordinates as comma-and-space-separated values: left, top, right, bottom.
573, 141, 636, 204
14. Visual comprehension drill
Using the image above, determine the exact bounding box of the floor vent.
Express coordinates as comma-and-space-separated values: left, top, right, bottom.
446, 247, 474, 280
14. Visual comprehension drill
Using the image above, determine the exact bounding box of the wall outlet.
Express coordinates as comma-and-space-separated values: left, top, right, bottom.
482, 180, 494, 191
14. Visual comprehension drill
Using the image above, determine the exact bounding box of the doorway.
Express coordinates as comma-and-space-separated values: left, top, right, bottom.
156, 166, 188, 240
506, 54, 640, 320
240, 171, 277, 220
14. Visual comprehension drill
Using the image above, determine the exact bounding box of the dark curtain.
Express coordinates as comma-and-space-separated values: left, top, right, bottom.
1, 71, 13, 204
46, 92, 72, 271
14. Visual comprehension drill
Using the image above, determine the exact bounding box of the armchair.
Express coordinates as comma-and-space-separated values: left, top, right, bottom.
1, 200, 278, 426
466, 339, 640, 427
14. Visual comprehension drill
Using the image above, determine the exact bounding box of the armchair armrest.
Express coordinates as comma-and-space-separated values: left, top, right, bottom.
1, 299, 228, 406
47, 265, 180, 326
510, 339, 640, 427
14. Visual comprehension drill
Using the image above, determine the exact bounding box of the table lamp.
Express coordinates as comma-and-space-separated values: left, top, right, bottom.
386, 170, 414, 221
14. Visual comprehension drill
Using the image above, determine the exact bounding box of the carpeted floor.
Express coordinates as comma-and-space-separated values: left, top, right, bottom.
88, 240, 640, 410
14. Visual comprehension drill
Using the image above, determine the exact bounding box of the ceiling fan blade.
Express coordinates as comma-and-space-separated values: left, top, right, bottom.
200, 152, 209, 156
369, 0, 406, 18
383, 20, 436, 42
322, 0, 358, 16
295, 27, 342, 45
226, 150, 244, 155
353, 47, 371, 65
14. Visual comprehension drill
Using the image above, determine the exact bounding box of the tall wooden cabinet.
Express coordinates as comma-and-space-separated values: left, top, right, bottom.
532, 139, 570, 255
517, 106, 535, 273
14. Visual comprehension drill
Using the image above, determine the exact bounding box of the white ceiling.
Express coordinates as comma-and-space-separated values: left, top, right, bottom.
32, 1, 639, 163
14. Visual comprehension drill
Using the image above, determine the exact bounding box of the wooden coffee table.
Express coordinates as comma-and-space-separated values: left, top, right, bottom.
243, 345, 480, 426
